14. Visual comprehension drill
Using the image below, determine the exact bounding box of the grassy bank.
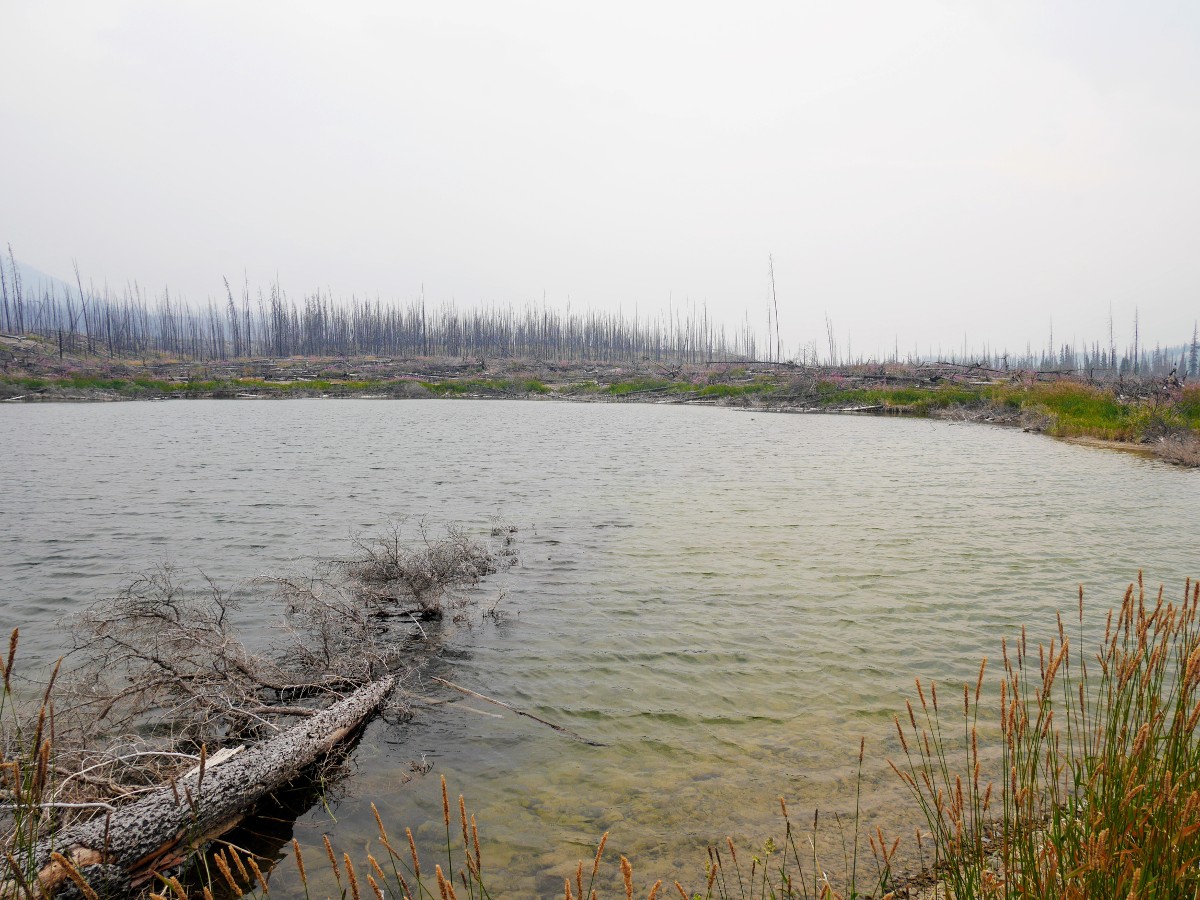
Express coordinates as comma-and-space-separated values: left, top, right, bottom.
761, 376, 1198, 437
4, 360, 1198, 466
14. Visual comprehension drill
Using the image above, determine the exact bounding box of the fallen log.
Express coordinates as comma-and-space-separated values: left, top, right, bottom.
1, 674, 396, 898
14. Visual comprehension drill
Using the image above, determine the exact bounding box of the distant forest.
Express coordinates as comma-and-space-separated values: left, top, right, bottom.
0, 252, 755, 366
2, 249, 1196, 376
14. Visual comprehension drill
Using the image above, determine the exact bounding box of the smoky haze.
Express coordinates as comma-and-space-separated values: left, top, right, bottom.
1, 1, 1197, 360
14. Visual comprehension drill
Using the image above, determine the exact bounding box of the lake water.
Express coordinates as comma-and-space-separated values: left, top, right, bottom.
2, 400, 1198, 894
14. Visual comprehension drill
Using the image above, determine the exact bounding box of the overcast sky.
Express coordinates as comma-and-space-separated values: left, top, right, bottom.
2, 1, 1198, 359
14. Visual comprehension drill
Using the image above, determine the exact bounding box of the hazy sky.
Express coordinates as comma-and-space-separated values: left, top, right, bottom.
2, 1, 1198, 359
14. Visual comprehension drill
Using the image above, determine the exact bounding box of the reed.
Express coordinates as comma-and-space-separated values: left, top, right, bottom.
261, 787, 893, 900
0, 630, 66, 898
892, 574, 1200, 897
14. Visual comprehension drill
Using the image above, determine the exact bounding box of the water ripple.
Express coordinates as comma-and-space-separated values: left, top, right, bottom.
2, 400, 1198, 890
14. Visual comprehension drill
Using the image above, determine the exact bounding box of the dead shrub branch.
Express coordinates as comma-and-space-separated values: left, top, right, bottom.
3, 519, 517, 851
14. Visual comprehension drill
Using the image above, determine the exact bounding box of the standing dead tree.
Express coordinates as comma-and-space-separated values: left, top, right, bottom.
0, 251, 756, 365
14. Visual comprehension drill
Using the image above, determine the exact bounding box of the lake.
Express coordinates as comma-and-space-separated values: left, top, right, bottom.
2, 399, 1197, 894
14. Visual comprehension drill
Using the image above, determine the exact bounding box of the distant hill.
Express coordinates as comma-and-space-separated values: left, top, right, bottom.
4, 258, 76, 297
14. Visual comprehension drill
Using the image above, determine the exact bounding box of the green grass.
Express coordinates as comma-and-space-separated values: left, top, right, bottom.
1018, 382, 1134, 439
4, 373, 559, 398
1, 374, 408, 396
797, 381, 990, 414
63, 375, 127, 391
597, 377, 771, 397
0, 375, 48, 390
1174, 385, 1200, 429
604, 377, 675, 395
774, 380, 1198, 446
419, 378, 548, 396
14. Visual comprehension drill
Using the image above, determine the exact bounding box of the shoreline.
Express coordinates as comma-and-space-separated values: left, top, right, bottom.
4, 375, 1192, 469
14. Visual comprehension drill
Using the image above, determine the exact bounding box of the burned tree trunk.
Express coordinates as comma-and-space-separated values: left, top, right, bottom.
2, 675, 396, 898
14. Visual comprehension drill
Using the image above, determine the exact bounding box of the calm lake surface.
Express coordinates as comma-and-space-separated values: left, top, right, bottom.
2, 400, 1198, 893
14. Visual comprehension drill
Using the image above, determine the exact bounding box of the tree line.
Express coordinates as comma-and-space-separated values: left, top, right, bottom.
0, 251, 757, 365
2, 248, 1196, 376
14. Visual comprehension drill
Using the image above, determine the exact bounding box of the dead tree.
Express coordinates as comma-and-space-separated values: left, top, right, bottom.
64, 566, 403, 750
0, 519, 516, 899
0, 676, 396, 898
332, 520, 516, 618
65, 521, 512, 749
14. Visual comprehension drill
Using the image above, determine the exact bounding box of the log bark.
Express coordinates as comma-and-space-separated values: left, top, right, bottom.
2, 674, 396, 898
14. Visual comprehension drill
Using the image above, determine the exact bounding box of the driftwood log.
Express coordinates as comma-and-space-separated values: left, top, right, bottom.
2, 674, 396, 898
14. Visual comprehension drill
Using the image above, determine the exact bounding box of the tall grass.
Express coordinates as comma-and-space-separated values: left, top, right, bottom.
0, 632, 77, 899
1021, 382, 1135, 439
0, 634, 30, 871
1178, 385, 1200, 428
687, 738, 898, 900
893, 574, 1200, 897
183, 766, 895, 900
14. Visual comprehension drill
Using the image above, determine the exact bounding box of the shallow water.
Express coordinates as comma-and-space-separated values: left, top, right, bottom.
2, 400, 1198, 893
